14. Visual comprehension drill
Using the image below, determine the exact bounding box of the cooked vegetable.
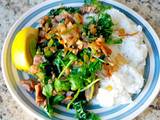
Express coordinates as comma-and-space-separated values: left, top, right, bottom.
48, 7, 80, 16
84, 0, 112, 12
67, 89, 81, 110
42, 83, 53, 97
17, 0, 125, 119
53, 95, 65, 104
97, 13, 113, 39
73, 100, 101, 120
54, 79, 70, 92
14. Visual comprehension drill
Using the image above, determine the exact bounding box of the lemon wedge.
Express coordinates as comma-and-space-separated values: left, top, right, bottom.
11, 27, 39, 72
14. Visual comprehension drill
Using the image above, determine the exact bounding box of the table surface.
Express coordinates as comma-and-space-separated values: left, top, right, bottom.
0, 0, 160, 120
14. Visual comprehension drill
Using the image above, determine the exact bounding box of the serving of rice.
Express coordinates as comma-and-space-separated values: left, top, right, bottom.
93, 8, 148, 107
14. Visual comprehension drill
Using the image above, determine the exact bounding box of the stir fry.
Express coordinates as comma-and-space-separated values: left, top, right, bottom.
18, 0, 126, 119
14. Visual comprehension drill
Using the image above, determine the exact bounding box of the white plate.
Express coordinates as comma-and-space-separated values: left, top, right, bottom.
1, 0, 160, 120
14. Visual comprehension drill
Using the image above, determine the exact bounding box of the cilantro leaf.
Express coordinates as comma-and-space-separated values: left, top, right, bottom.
54, 79, 70, 92
89, 59, 102, 73
44, 104, 54, 117
68, 74, 84, 91
84, 0, 112, 12
48, 7, 80, 16
53, 95, 65, 104
42, 83, 53, 97
97, 13, 113, 39
106, 38, 123, 45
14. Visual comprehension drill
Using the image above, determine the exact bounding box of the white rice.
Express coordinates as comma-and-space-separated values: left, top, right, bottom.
94, 8, 148, 107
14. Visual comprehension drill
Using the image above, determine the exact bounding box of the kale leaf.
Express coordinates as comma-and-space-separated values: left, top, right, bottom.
73, 100, 87, 120
48, 7, 80, 16
64, 7, 81, 13
87, 112, 101, 120
48, 8, 64, 16
73, 100, 101, 120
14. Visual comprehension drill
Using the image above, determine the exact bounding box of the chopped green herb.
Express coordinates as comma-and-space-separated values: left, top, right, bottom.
48, 39, 54, 47
44, 104, 54, 117
68, 74, 84, 91
54, 79, 70, 92
42, 83, 53, 97
48, 7, 80, 16
106, 38, 123, 45
84, 0, 112, 12
53, 95, 65, 104
67, 89, 81, 110
97, 13, 113, 39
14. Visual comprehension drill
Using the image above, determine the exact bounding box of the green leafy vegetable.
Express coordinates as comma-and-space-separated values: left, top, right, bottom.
48, 39, 54, 47
48, 8, 64, 16
57, 60, 73, 79
82, 19, 97, 42
67, 89, 81, 110
73, 100, 87, 120
36, 72, 45, 81
44, 47, 53, 57
80, 79, 100, 92
87, 112, 101, 120
63, 7, 80, 13
54, 79, 70, 92
53, 37, 64, 49
39, 62, 52, 76
58, 52, 77, 79
73, 100, 101, 120
53, 50, 64, 73
46, 17, 52, 26
68, 74, 84, 91
48, 7, 80, 16
89, 59, 102, 73
80, 48, 91, 61
84, 0, 112, 12
68, 52, 78, 61
82, 11, 113, 42
44, 104, 54, 117
42, 83, 53, 97
31, 0, 119, 119
106, 38, 123, 45
53, 95, 65, 104
97, 13, 113, 39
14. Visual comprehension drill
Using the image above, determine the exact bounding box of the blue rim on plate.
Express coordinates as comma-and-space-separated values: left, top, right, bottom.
1, 0, 160, 120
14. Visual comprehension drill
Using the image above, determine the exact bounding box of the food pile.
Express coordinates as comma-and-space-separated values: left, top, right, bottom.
11, 0, 148, 119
